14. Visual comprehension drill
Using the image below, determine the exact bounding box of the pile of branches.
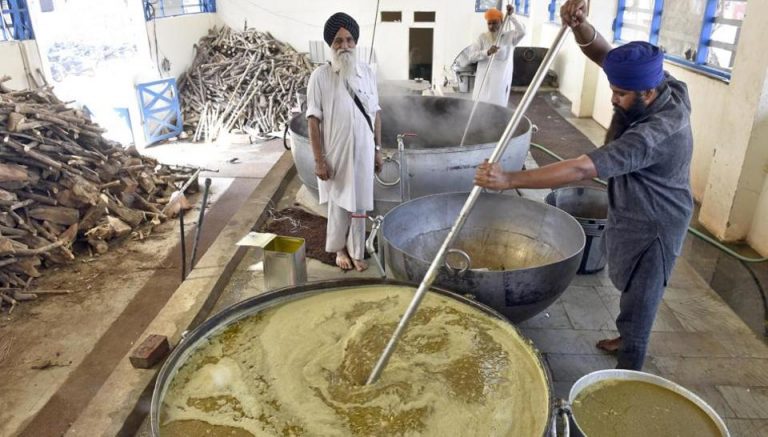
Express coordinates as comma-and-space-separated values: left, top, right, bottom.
178, 26, 313, 142
0, 77, 195, 313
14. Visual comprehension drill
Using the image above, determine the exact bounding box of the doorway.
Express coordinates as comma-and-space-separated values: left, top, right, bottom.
408, 28, 433, 82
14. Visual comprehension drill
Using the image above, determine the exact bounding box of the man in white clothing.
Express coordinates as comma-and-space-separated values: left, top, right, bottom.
306, 12, 383, 272
470, 5, 526, 106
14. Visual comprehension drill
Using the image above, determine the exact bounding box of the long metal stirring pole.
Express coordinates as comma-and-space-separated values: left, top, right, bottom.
459, 14, 511, 147
369, 0, 381, 64
366, 25, 572, 385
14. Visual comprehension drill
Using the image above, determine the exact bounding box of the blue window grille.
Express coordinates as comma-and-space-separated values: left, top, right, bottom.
0, 0, 34, 41
614, 0, 747, 80
548, 0, 562, 23
475, 0, 499, 13
612, 0, 661, 44
513, 0, 530, 17
137, 78, 183, 145
143, 0, 216, 21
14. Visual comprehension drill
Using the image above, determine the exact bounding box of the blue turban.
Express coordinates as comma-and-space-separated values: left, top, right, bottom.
324, 12, 359, 46
603, 41, 665, 91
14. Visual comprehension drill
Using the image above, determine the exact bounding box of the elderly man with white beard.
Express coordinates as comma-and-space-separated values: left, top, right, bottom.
306, 12, 383, 272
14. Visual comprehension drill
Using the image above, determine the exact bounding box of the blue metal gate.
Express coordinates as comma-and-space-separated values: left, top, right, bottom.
136, 78, 183, 145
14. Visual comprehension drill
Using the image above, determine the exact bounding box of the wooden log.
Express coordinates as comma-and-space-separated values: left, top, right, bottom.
0, 224, 28, 236
7, 112, 25, 132
0, 188, 17, 202
87, 237, 109, 254
12, 291, 37, 301
7, 256, 41, 277
16, 190, 56, 206
0, 163, 29, 183
0, 257, 17, 268
61, 174, 100, 206
137, 171, 157, 195
79, 200, 108, 231
10, 199, 34, 210
28, 206, 79, 226
101, 194, 143, 227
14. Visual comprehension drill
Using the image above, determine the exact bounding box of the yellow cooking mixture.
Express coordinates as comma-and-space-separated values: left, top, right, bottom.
160, 286, 550, 436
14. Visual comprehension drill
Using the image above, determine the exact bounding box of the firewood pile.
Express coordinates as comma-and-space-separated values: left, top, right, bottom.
0, 77, 195, 313
178, 26, 313, 142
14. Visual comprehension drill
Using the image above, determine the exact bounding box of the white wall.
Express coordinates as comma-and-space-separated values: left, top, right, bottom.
750, 177, 768, 255
0, 40, 44, 90
147, 13, 221, 79
216, 0, 533, 87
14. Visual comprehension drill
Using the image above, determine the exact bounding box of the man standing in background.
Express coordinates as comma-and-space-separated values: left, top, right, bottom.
469, 4, 526, 106
306, 12, 383, 272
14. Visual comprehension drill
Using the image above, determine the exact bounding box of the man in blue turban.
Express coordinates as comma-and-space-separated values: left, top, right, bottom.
475, 0, 693, 371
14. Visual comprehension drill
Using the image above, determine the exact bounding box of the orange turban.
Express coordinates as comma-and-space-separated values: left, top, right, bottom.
484, 8, 503, 22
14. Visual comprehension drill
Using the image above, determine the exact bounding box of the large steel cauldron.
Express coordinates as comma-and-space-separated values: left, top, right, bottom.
150, 279, 554, 436
289, 95, 533, 214
378, 192, 585, 322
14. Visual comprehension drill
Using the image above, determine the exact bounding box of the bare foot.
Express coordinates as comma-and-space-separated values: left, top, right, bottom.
596, 336, 622, 354
336, 250, 353, 270
352, 258, 368, 272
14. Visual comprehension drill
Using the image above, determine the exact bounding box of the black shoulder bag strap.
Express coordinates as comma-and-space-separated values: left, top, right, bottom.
352, 92, 375, 134
330, 62, 375, 134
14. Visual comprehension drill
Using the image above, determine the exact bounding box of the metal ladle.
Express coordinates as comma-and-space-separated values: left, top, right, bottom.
366, 24, 573, 385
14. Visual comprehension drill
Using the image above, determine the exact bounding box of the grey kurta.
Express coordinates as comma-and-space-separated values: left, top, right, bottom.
588, 73, 693, 293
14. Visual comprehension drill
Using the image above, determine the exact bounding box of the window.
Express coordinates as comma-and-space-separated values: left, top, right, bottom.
414, 11, 435, 22
613, 0, 661, 43
548, 0, 563, 23
143, 0, 215, 20
475, 0, 497, 13
381, 11, 402, 22
703, 0, 747, 71
1, 0, 34, 41
613, 0, 747, 80
514, 0, 531, 17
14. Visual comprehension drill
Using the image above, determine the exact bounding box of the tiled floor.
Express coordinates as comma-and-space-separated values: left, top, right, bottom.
519, 263, 768, 434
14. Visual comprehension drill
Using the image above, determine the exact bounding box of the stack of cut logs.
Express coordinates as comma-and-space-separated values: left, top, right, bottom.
0, 77, 194, 312
178, 26, 313, 142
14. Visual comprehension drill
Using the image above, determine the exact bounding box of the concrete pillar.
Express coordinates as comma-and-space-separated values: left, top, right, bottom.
699, 0, 768, 248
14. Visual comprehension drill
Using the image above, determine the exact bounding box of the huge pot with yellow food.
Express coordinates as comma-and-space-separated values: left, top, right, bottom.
150, 279, 555, 436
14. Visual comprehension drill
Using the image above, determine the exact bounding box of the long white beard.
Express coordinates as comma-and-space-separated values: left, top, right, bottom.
332, 48, 357, 80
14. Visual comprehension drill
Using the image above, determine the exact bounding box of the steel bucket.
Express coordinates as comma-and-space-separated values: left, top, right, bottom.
564, 369, 730, 437
150, 278, 555, 436
545, 187, 608, 274
372, 192, 585, 322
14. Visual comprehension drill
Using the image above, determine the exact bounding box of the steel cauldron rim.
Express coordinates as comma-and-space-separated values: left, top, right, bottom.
150, 278, 555, 437
287, 100, 534, 154
380, 191, 586, 272
544, 186, 609, 223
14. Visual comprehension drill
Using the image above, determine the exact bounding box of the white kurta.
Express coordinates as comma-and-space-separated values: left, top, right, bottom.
469, 17, 526, 106
306, 63, 379, 213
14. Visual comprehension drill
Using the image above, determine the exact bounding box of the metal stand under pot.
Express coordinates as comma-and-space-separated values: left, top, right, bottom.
545, 186, 608, 274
